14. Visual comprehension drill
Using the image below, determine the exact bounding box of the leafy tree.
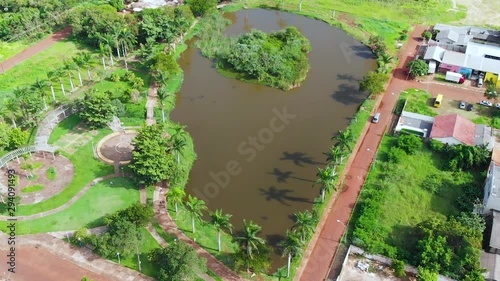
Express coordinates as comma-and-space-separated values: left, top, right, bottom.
209, 209, 233, 252
407, 59, 428, 77
76, 90, 115, 128
387, 147, 406, 163
6, 127, 28, 150
109, 0, 125, 11
92, 217, 142, 257
368, 35, 387, 56
73, 227, 90, 246
417, 267, 438, 281
31, 78, 49, 110
168, 186, 185, 213
235, 220, 268, 272
391, 259, 406, 277
292, 210, 316, 242
187, 0, 217, 17
107, 202, 154, 227
185, 195, 207, 233
396, 134, 422, 154
14, 86, 44, 127
149, 240, 206, 281
421, 31, 432, 41
129, 124, 175, 186
152, 53, 180, 75
359, 71, 389, 94
278, 230, 304, 278
484, 83, 498, 101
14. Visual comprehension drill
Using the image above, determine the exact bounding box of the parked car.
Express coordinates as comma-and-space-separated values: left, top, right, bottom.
479, 100, 493, 107
467, 104, 474, 111
459, 101, 466, 109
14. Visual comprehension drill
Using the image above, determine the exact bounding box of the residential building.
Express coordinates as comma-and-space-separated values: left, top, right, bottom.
429, 114, 492, 147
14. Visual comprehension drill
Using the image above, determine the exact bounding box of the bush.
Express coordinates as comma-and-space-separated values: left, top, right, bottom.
387, 147, 406, 163
421, 174, 442, 194
111, 99, 126, 117
417, 267, 438, 281
391, 259, 407, 277
396, 134, 422, 155
421, 31, 432, 41
110, 72, 121, 82
428, 139, 445, 153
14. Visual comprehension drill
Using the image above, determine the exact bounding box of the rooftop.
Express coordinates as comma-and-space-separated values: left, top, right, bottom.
491, 211, 500, 250
430, 114, 476, 145
480, 251, 500, 281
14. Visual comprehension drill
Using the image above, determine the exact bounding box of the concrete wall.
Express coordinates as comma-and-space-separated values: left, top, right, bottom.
433, 137, 462, 146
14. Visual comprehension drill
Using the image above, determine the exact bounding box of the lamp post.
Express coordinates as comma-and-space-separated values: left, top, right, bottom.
336, 219, 347, 244
367, 148, 376, 170
117, 252, 121, 264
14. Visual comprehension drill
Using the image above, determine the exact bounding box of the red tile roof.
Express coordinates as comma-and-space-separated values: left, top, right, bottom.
430, 114, 475, 145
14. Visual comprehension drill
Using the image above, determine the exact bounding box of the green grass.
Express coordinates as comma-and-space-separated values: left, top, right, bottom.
8, 128, 115, 216
398, 88, 437, 116
46, 167, 57, 180
0, 40, 38, 62
9, 177, 139, 234
0, 40, 90, 96
48, 114, 82, 144
351, 135, 480, 259
168, 201, 238, 269
21, 184, 45, 193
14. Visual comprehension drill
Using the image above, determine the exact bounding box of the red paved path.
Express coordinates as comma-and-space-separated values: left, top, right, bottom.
0, 27, 72, 73
294, 25, 483, 281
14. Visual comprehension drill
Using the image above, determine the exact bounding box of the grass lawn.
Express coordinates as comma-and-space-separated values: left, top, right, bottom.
46, 167, 57, 180
351, 135, 481, 259
7, 128, 115, 216
48, 114, 82, 144
9, 177, 139, 234
0, 40, 41, 62
0, 40, 90, 97
21, 184, 45, 193
395, 88, 438, 116
168, 201, 239, 269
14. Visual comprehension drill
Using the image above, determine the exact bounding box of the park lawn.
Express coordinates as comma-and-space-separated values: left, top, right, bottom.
168, 201, 239, 269
353, 135, 479, 257
9, 128, 115, 216
48, 114, 82, 144
46, 166, 57, 180
10, 177, 139, 234
0, 40, 37, 62
0, 40, 89, 96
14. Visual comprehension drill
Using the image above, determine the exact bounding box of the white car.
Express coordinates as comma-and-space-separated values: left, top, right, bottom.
479, 100, 493, 107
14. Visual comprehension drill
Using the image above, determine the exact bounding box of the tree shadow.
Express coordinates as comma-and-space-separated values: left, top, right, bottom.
349, 45, 377, 59
337, 73, 361, 83
259, 186, 312, 206
280, 151, 325, 167
330, 83, 367, 106
267, 234, 286, 253
267, 168, 314, 183
387, 224, 419, 262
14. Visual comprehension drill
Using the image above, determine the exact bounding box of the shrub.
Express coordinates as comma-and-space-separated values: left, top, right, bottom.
421, 174, 442, 194
110, 72, 121, 82
387, 147, 406, 163
396, 134, 422, 155
417, 267, 438, 281
428, 139, 445, 153
391, 259, 407, 277
123, 71, 136, 82
111, 99, 126, 117
421, 31, 432, 41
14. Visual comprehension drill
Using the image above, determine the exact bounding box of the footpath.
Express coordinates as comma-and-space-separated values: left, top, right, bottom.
295, 25, 428, 281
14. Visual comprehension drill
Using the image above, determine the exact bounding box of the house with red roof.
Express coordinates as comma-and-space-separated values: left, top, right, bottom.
429, 113, 492, 147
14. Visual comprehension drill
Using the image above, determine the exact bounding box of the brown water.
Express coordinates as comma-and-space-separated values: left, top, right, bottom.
171, 8, 376, 267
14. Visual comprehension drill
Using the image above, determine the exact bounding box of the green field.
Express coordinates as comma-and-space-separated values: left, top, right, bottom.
396, 88, 438, 116
0, 40, 89, 96
48, 114, 83, 144
0, 41, 31, 62
352, 135, 481, 259
11, 177, 139, 234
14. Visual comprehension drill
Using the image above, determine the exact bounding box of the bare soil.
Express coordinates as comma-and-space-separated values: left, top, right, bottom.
454, 0, 500, 26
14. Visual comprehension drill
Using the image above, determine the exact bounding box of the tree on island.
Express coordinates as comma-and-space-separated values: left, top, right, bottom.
149, 240, 207, 281
129, 124, 176, 186
76, 90, 116, 129
407, 59, 428, 78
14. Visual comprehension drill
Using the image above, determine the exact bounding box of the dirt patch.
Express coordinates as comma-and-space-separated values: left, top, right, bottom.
0, 152, 75, 205
97, 131, 137, 164
454, 0, 500, 26
337, 12, 357, 29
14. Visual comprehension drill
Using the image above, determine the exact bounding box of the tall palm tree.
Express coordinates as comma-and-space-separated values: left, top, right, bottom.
63, 60, 76, 92
292, 210, 316, 242
79, 52, 93, 81
110, 26, 122, 59
236, 220, 267, 272
53, 67, 66, 95
210, 209, 233, 252
167, 186, 185, 213
157, 86, 168, 123
31, 78, 49, 110
312, 166, 337, 202
324, 145, 344, 164
378, 53, 393, 73
46, 70, 58, 102
72, 53, 86, 86
169, 136, 186, 164
185, 195, 207, 234
332, 129, 353, 152
278, 230, 304, 278
2, 98, 20, 128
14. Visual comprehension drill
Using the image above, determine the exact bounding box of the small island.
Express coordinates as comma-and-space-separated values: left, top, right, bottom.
198, 22, 311, 90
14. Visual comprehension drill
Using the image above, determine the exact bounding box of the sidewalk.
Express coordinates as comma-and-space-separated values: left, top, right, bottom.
295, 25, 428, 281
0, 27, 72, 73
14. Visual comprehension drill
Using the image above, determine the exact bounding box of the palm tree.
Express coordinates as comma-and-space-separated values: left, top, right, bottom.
278, 230, 304, 278
185, 195, 207, 234
46, 70, 58, 102
63, 60, 76, 92
324, 145, 344, 164
169, 136, 186, 164
110, 26, 122, 59
53, 67, 66, 96
2, 98, 20, 128
72, 53, 86, 86
157, 86, 169, 123
312, 166, 337, 202
31, 78, 49, 110
292, 210, 316, 242
332, 129, 353, 152
79, 52, 93, 81
167, 186, 185, 213
98, 33, 115, 67
378, 53, 393, 73
210, 209, 233, 252
236, 220, 267, 272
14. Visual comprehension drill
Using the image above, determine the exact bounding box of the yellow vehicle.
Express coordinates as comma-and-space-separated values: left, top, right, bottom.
434, 94, 443, 108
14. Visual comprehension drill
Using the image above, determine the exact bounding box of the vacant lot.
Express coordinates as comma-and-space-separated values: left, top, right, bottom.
455, 0, 500, 26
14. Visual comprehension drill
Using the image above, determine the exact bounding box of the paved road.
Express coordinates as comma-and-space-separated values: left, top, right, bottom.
295, 25, 432, 281
0, 27, 72, 73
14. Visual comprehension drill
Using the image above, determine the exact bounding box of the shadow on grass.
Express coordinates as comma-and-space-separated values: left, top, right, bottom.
387, 224, 419, 262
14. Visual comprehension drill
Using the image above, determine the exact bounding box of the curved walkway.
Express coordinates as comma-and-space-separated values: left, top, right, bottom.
0, 27, 72, 73
0, 173, 126, 221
